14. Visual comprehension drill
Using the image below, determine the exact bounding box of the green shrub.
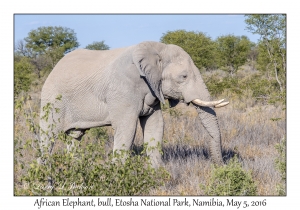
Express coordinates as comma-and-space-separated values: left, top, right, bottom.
205, 76, 242, 97
14, 57, 35, 97
88, 127, 109, 141
160, 30, 217, 70
275, 138, 286, 195
201, 156, 257, 196
14, 96, 169, 196
204, 72, 285, 105
215, 35, 252, 75
240, 74, 279, 98
18, 141, 169, 196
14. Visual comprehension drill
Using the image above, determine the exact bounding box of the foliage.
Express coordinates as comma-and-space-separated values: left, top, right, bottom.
30, 54, 53, 78
14, 97, 169, 196
245, 14, 286, 45
15, 39, 34, 57
201, 156, 257, 196
24, 26, 79, 67
15, 40, 52, 78
18, 143, 169, 196
205, 75, 241, 97
88, 127, 108, 140
247, 42, 259, 70
14, 57, 35, 97
256, 40, 286, 88
85, 41, 110, 50
14, 26, 80, 83
245, 14, 286, 92
25, 26, 79, 54
256, 41, 270, 72
160, 30, 217, 70
275, 138, 286, 195
204, 71, 284, 104
215, 35, 252, 75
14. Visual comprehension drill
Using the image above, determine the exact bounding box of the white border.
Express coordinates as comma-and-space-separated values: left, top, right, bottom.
2, 0, 298, 209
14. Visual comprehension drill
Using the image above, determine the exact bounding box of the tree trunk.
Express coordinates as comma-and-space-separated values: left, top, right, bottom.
264, 42, 283, 92
274, 62, 283, 92
230, 65, 234, 77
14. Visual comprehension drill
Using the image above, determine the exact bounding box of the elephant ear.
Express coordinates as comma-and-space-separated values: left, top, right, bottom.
132, 42, 165, 104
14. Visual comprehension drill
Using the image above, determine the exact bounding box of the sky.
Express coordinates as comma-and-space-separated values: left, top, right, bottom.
14, 14, 260, 49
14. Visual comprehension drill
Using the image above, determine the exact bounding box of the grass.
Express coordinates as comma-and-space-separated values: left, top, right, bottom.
146, 98, 285, 195
14, 65, 286, 196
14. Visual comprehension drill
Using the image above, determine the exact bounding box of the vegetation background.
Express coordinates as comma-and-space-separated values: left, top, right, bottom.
14, 15, 286, 196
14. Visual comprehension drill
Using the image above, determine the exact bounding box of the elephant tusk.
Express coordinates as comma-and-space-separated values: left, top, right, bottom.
192, 99, 225, 107
214, 101, 229, 108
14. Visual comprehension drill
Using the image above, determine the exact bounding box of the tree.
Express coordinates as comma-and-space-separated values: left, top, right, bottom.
245, 14, 286, 92
85, 41, 110, 50
30, 54, 52, 78
14, 57, 35, 97
15, 39, 34, 57
160, 30, 217, 71
215, 35, 252, 76
25, 26, 79, 68
15, 39, 52, 78
248, 42, 259, 71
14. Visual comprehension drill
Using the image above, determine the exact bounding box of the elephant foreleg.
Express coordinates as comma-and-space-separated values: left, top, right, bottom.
112, 113, 138, 159
139, 104, 164, 168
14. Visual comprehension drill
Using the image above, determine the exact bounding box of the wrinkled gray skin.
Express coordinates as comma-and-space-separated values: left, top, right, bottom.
40, 41, 224, 167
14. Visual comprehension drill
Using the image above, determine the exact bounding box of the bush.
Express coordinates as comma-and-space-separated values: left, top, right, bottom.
160, 30, 217, 70
215, 35, 252, 75
204, 71, 284, 105
14, 96, 169, 196
85, 41, 110, 50
14, 57, 35, 97
201, 156, 257, 196
275, 138, 286, 195
205, 76, 241, 97
18, 142, 169, 196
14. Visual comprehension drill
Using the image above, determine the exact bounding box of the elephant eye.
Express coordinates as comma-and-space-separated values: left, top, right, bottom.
177, 74, 188, 83
181, 74, 187, 80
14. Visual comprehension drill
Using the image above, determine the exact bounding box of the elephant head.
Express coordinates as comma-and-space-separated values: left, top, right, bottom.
133, 41, 228, 165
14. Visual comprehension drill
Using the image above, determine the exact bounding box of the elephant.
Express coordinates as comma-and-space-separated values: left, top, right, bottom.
39, 41, 229, 168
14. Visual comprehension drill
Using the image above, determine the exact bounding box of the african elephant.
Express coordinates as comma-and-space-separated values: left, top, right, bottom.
39, 41, 229, 167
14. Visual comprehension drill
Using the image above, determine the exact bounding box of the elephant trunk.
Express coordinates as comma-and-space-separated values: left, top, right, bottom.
195, 105, 224, 165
